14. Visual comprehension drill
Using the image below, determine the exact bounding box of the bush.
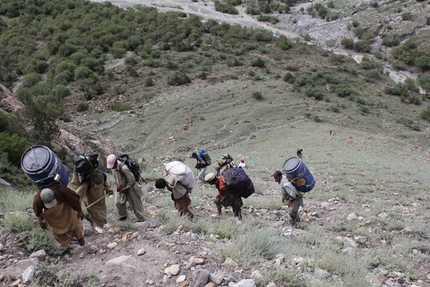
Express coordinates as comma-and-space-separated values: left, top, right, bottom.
109, 102, 131, 111
341, 38, 354, 50
76, 102, 89, 112
420, 107, 430, 121
167, 72, 191, 86
336, 84, 354, 98
252, 91, 263, 100
144, 77, 155, 87
283, 72, 295, 84
0, 133, 30, 165
22, 72, 42, 88
214, 1, 238, 14
401, 12, 412, 21
250, 57, 265, 67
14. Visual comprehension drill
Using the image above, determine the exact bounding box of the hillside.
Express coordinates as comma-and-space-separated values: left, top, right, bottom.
1, 0, 430, 287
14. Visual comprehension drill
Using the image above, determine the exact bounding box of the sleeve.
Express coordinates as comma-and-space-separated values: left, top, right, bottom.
55, 185, 82, 212
104, 177, 113, 194
33, 193, 44, 218
119, 165, 136, 190
74, 182, 88, 201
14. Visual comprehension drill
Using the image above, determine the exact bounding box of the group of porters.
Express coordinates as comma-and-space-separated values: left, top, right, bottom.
20, 145, 315, 249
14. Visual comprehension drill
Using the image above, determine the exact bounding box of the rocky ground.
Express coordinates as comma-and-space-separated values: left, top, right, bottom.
1, 177, 426, 287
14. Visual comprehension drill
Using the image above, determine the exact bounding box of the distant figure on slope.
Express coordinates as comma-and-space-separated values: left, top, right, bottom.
155, 161, 195, 218
191, 148, 211, 182
272, 170, 304, 226
296, 149, 303, 159
238, 157, 248, 172
33, 184, 85, 253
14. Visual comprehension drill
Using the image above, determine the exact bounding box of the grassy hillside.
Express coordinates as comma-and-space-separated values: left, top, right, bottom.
1, 1, 430, 286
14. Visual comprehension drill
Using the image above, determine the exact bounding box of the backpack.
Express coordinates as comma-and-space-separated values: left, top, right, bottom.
213, 154, 235, 171
164, 161, 196, 190
118, 154, 147, 184
74, 152, 99, 174
198, 148, 212, 165
222, 167, 254, 198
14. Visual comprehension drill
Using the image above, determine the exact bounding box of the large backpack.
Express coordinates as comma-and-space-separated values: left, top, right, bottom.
74, 152, 99, 174
198, 148, 212, 165
222, 167, 254, 198
118, 154, 147, 184
213, 154, 235, 171
164, 161, 196, 190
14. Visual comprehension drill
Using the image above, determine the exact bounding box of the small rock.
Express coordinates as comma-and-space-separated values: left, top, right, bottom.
29, 250, 46, 258
0, 275, 4, 281
22, 265, 35, 283
347, 213, 357, 221
137, 248, 146, 256
106, 255, 132, 266
251, 270, 262, 279
11, 279, 21, 286
87, 245, 99, 254
194, 258, 205, 264
222, 258, 238, 268
176, 275, 186, 283
209, 271, 224, 286
79, 252, 85, 259
314, 268, 330, 279
192, 269, 210, 287
107, 242, 118, 250
164, 264, 180, 276
205, 283, 216, 287
232, 279, 256, 287
378, 212, 388, 219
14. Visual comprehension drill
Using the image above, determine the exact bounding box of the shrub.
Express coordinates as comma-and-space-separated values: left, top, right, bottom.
252, 91, 263, 100
384, 84, 409, 97
420, 107, 430, 121
109, 102, 131, 111
22, 72, 42, 88
76, 102, 89, 112
404, 78, 419, 93
336, 84, 355, 98
144, 77, 155, 87
214, 1, 239, 14
305, 87, 325, 100
74, 66, 93, 80
354, 41, 371, 53
0, 133, 30, 165
250, 57, 265, 67
341, 38, 354, 49
283, 72, 295, 84
167, 72, 191, 86
370, 2, 378, 8
246, 6, 260, 15
401, 12, 413, 21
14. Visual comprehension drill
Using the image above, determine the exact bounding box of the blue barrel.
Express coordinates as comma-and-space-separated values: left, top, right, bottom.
282, 157, 315, 192
21, 145, 69, 188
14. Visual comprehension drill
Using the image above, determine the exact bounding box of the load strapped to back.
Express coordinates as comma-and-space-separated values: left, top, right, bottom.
222, 167, 255, 198
74, 152, 99, 174
282, 157, 315, 193
118, 154, 147, 184
213, 153, 236, 173
164, 161, 196, 190
21, 145, 69, 188
198, 148, 211, 165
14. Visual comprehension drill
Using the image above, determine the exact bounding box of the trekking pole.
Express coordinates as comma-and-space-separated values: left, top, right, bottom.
82, 193, 109, 211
